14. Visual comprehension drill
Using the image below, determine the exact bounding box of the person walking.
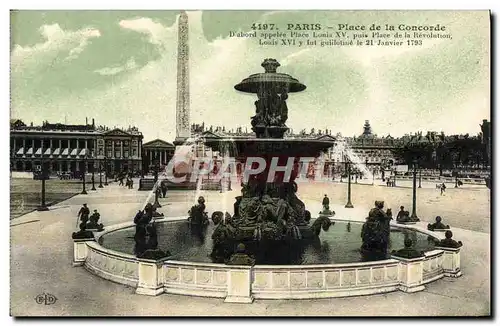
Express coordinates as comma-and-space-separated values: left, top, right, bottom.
440, 183, 446, 195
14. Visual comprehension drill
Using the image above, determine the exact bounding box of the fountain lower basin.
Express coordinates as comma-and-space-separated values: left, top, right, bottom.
73, 217, 461, 301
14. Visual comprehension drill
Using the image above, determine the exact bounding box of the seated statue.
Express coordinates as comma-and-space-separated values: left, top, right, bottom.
391, 238, 425, 259
188, 196, 209, 226
427, 216, 450, 231
437, 230, 463, 248
311, 214, 334, 237
72, 219, 95, 239
86, 210, 104, 231
226, 243, 255, 266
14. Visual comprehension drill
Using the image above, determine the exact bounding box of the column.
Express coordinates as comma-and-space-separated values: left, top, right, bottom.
160, 151, 163, 165
120, 140, 124, 159
23, 138, 26, 157
58, 162, 62, 173
12, 137, 16, 158
112, 141, 115, 158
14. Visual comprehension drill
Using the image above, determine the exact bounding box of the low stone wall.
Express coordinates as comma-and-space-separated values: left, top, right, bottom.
84, 241, 140, 287
73, 220, 462, 303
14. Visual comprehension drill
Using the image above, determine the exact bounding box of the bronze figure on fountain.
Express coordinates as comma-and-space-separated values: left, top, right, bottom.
361, 201, 393, 260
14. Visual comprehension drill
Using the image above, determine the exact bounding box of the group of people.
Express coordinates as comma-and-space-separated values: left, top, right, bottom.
117, 172, 134, 189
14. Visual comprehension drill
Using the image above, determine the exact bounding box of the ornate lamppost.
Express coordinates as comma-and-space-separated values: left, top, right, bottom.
36, 150, 49, 211
345, 155, 354, 208
410, 159, 419, 220
91, 153, 96, 191
104, 156, 108, 186
418, 169, 422, 188
81, 154, 88, 195
153, 160, 161, 209
98, 159, 103, 188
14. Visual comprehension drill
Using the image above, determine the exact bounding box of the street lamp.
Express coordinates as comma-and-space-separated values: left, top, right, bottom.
98, 160, 103, 188
36, 155, 49, 211
81, 154, 88, 195
345, 156, 354, 208
153, 160, 161, 209
104, 156, 108, 186
418, 169, 422, 188
91, 159, 96, 191
410, 159, 419, 220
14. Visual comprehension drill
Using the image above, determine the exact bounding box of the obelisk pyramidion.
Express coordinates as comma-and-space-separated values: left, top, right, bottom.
174, 11, 190, 145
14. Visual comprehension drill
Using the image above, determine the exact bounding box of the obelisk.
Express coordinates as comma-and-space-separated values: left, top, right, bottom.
174, 11, 190, 145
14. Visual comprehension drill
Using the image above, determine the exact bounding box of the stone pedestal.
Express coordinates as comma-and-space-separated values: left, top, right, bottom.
435, 246, 462, 277
72, 238, 95, 267
392, 255, 425, 293
136, 258, 167, 296
224, 266, 254, 303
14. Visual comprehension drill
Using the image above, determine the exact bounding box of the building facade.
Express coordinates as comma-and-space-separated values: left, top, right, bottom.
10, 120, 143, 176
142, 139, 176, 172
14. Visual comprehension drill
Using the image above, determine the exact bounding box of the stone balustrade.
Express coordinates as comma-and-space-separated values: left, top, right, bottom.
72, 220, 462, 303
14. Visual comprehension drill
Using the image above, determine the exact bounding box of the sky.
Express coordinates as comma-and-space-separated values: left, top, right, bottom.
10, 10, 490, 143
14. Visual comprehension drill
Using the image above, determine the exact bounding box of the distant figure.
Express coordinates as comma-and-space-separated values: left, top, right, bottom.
322, 194, 330, 211
119, 173, 124, 186
440, 183, 446, 195
160, 180, 168, 198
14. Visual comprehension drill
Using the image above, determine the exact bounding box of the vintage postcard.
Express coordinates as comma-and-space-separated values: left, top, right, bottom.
9, 10, 490, 316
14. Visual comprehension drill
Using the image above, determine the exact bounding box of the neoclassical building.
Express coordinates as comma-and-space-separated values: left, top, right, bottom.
10, 119, 143, 176
142, 139, 175, 172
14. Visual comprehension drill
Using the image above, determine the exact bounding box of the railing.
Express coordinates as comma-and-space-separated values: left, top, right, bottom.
163, 260, 229, 298
252, 260, 401, 299
85, 241, 139, 287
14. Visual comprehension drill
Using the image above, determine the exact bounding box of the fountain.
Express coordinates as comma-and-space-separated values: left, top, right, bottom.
77, 59, 463, 301
200, 58, 338, 263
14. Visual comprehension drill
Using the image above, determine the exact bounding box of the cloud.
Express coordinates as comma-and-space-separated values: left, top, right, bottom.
280, 48, 313, 67
11, 23, 101, 67
118, 17, 174, 47
94, 57, 138, 76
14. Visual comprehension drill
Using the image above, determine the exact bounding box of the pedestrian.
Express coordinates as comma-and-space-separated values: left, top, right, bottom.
322, 194, 330, 211
160, 180, 168, 198
440, 183, 446, 195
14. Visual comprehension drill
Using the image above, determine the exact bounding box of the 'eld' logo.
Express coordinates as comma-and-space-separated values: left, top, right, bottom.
35, 293, 57, 305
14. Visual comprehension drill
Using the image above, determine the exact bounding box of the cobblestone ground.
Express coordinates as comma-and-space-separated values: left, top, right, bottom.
9, 178, 490, 316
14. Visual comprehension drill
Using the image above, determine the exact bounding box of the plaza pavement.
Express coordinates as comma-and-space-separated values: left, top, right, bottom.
10, 178, 490, 316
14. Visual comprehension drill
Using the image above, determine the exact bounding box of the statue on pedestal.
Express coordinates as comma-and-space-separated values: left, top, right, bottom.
391, 238, 424, 259
361, 201, 392, 258
437, 230, 463, 248
427, 216, 450, 231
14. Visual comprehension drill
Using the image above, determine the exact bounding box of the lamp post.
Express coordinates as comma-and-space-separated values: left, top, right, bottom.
98, 160, 103, 188
153, 160, 161, 209
36, 157, 49, 211
410, 159, 419, 220
104, 156, 108, 186
81, 155, 88, 195
418, 168, 422, 188
345, 156, 354, 208
372, 167, 375, 186
91, 159, 96, 191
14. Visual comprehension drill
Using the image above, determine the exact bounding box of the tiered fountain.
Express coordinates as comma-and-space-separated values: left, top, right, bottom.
200, 59, 336, 263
